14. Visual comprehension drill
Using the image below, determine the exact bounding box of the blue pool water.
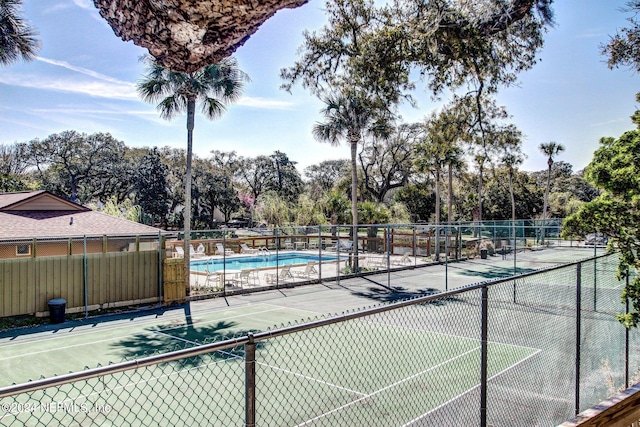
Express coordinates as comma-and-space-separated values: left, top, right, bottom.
191, 253, 340, 272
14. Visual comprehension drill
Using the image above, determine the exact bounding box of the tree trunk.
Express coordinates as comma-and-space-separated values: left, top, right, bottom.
435, 166, 441, 259
447, 164, 453, 224
509, 169, 516, 222
478, 164, 484, 223
509, 168, 516, 254
541, 161, 551, 244
350, 138, 359, 271
184, 97, 196, 295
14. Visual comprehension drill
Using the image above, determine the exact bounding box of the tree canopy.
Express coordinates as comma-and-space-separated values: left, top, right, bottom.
563, 111, 640, 327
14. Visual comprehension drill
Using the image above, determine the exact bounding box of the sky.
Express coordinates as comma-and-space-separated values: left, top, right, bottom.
0, 0, 638, 173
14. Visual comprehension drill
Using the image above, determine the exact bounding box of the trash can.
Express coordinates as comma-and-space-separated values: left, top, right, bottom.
480, 248, 488, 259
48, 298, 66, 324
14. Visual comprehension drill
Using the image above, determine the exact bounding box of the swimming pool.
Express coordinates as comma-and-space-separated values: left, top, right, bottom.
190, 252, 341, 273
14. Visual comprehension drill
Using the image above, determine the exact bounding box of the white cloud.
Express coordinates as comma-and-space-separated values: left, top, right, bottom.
0, 57, 138, 100
71, 0, 93, 9
0, 73, 137, 100
36, 57, 132, 85
237, 96, 295, 110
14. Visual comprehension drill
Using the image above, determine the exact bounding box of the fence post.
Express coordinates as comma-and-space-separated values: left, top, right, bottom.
245, 333, 256, 427
318, 226, 322, 282
83, 235, 88, 318
626, 270, 630, 389
386, 225, 391, 288
575, 262, 582, 416
480, 284, 488, 427
158, 231, 163, 303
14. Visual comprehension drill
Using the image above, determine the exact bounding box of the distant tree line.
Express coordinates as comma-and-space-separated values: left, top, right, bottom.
0, 128, 597, 229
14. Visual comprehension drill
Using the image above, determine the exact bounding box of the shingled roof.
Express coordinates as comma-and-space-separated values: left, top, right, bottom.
0, 191, 162, 239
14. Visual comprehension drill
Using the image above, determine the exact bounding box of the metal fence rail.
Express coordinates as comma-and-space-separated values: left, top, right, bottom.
0, 253, 635, 426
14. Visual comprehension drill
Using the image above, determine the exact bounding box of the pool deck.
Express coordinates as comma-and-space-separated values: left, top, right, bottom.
187, 250, 429, 295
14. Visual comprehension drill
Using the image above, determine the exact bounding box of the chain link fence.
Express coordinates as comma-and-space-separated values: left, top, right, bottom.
181, 220, 597, 298
0, 252, 635, 426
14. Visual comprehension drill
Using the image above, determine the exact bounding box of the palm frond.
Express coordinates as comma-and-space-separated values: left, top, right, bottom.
0, 0, 40, 65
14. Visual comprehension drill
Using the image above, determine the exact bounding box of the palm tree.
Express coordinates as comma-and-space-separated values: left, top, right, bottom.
501, 148, 525, 251
137, 56, 249, 293
0, 0, 40, 65
445, 145, 465, 224
313, 92, 389, 270
538, 141, 564, 242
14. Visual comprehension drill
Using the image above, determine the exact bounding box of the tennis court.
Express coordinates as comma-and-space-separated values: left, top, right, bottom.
0, 245, 598, 388
0, 302, 541, 427
0, 246, 624, 426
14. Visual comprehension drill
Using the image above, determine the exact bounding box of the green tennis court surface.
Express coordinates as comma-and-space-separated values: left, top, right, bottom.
2, 317, 539, 427
0, 245, 603, 388
0, 304, 317, 387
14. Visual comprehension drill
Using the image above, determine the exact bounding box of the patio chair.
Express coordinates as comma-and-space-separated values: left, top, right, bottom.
265, 264, 294, 284
284, 239, 294, 250
292, 261, 318, 279
173, 246, 185, 258
391, 253, 412, 266
215, 243, 235, 255
231, 269, 251, 288
204, 268, 221, 289
248, 269, 261, 286
190, 243, 206, 258
240, 243, 259, 254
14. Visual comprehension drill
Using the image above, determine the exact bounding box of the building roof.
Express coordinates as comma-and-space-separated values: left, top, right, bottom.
0, 191, 162, 239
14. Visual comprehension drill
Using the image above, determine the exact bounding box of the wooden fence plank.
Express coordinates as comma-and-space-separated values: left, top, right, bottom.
0, 251, 161, 317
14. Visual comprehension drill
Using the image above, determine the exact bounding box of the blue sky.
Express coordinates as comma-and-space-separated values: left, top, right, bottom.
0, 0, 638, 173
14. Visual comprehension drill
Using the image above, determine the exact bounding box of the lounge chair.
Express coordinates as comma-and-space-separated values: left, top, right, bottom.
292, 261, 318, 279
265, 264, 294, 283
326, 240, 353, 252
240, 243, 259, 254
215, 243, 235, 255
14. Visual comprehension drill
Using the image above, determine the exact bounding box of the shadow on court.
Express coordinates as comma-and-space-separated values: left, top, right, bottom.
0, 304, 183, 341
448, 263, 536, 280
112, 319, 265, 366
350, 284, 461, 305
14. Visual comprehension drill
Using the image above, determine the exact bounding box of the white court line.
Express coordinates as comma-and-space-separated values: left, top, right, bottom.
401, 348, 543, 427
0, 306, 281, 361
360, 317, 541, 353
152, 330, 242, 360
260, 302, 323, 317
258, 362, 366, 397
292, 346, 480, 427
152, 306, 283, 333
0, 354, 238, 421
0, 302, 275, 349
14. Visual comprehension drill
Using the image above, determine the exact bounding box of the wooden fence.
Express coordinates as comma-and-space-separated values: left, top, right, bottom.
0, 251, 160, 317
560, 382, 640, 427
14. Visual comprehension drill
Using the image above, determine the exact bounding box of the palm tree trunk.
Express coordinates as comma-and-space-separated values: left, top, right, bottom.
541, 163, 551, 244
435, 166, 441, 259
509, 167, 516, 255
350, 138, 359, 271
478, 165, 483, 224
184, 98, 196, 294
509, 169, 516, 222
447, 164, 453, 224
